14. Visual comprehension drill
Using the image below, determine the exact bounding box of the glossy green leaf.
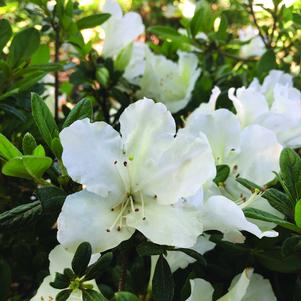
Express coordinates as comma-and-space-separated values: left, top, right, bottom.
22, 132, 37, 155
0, 19, 12, 52
31, 93, 59, 149
72, 242, 92, 276
0, 133, 22, 160
0, 201, 42, 230
8, 28, 40, 67
63, 98, 93, 128
152, 255, 174, 301
2, 155, 52, 180
77, 13, 111, 30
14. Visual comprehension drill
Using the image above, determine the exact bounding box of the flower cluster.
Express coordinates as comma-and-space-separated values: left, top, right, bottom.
24, 1, 301, 300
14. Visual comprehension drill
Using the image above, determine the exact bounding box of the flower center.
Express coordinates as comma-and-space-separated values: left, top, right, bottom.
106, 192, 146, 233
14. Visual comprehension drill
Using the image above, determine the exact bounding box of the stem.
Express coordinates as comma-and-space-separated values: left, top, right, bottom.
247, 0, 270, 49
118, 251, 128, 291
54, 23, 60, 123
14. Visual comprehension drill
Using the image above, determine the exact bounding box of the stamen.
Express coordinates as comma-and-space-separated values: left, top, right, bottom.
140, 192, 146, 221
129, 195, 135, 212
107, 198, 129, 232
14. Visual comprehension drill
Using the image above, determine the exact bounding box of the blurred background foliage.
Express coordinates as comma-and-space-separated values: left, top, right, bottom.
1, 0, 301, 300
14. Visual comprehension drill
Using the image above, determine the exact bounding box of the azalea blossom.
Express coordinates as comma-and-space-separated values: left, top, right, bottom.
31, 245, 100, 301
238, 26, 266, 58
229, 70, 301, 147
101, 0, 144, 58
123, 41, 147, 84
138, 49, 201, 113
58, 98, 216, 252
186, 268, 276, 301
185, 100, 282, 241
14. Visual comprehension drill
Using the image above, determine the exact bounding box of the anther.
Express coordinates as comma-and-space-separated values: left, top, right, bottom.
154, 194, 158, 199
135, 208, 139, 212
114, 160, 117, 165
106, 229, 110, 232
123, 161, 127, 167
142, 217, 146, 221
117, 226, 121, 231
111, 208, 114, 211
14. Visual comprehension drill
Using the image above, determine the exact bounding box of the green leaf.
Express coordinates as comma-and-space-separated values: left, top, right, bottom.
257, 50, 277, 74
215, 14, 228, 41
136, 241, 167, 256
152, 255, 174, 301
22, 132, 37, 155
262, 188, 293, 217
31, 93, 59, 149
72, 242, 92, 276
31, 44, 50, 64
50, 272, 70, 289
114, 43, 133, 72
0, 133, 22, 160
295, 200, 301, 228
37, 186, 66, 212
55, 289, 72, 301
243, 207, 301, 234
33, 145, 46, 157
280, 148, 301, 203
63, 98, 93, 128
82, 289, 108, 301
84, 252, 112, 281
213, 165, 230, 185
255, 248, 301, 273
0, 201, 42, 230
51, 138, 63, 159
172, 248, 206, 266
0, 259, 11, 301
2, 155, 52, 180
148, 26, 191, 44
8, 28, 40, 67
236, 177, 262, 192
0, 19, 12, 52
77, 13, 111, 30
282, 236, 301, 257
114, 292, 139, 301
190, 3, 215, 36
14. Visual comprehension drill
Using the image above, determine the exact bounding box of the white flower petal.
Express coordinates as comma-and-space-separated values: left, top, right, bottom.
228, 87, 269, 128
57, 190, 135, 253
126, 201, 203, 248
186, 278, 214, 301
141, 130, 216, 205
102, 2, 144, 58
186, 109, 241, 165
217, 268, 253, 301
236, 125, 282, 185
197, 86, 221, 113
200, 196, 278, 242
60, 118, 126, 198
102, 0, 122, 18
238, 273, 277, 301
139, 50, 200, 113
119, 98, 175, 178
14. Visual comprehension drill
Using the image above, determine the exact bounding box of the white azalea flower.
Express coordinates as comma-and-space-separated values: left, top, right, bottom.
58, 98, 216, 252
30, 245, 100, 301
230, 70, 301, 147
238, 26, 266, 59
123, 42, 147, 84
101, 0, 144, 58
185, 106, 282, 241
186, 268, 276, 301
138, 49, 201, 113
